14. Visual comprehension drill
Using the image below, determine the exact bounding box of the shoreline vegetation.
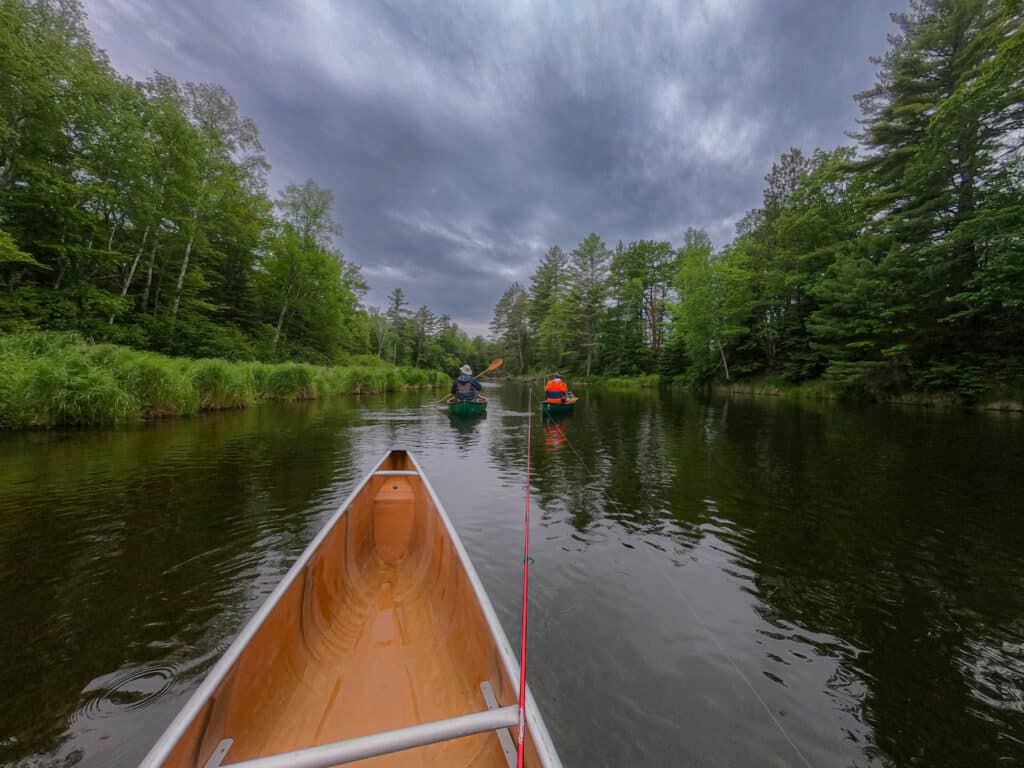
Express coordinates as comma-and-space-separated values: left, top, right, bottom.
0, 333, 445, 430
509, 372, 1023, 412
708, 379, 1024, 414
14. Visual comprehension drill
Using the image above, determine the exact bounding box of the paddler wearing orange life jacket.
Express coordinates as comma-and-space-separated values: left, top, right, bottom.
544, 373, 570, 403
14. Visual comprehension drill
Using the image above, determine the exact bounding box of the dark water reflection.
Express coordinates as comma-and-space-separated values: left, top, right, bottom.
1, 385, 1022, 767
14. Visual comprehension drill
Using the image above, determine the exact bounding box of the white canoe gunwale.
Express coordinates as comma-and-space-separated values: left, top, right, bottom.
137, 449, 562, 768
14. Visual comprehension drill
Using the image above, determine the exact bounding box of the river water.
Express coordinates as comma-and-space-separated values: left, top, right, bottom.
1, 384, 1022, 767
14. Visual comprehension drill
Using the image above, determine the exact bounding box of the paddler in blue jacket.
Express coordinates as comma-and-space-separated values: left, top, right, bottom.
451, 364, 483, 401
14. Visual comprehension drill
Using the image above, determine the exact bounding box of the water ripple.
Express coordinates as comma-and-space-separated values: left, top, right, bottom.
74, 665, 178, 722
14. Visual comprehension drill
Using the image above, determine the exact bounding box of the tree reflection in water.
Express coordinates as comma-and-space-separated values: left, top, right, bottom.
3, 386, 1023, 768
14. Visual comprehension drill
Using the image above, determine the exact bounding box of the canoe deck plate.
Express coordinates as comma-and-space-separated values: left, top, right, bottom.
481, 681, 517, 768
203, 739, 233, 768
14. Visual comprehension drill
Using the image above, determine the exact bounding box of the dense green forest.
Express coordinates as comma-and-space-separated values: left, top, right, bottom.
491, 0, 1024, 398
4, 0, 1022, 400
0, 0, 491, 372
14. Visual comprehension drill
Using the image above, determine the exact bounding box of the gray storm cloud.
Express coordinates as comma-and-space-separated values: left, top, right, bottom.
84, 0, 899, 335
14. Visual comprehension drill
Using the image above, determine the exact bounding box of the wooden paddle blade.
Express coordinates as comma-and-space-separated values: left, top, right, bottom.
479, 357, 503, 377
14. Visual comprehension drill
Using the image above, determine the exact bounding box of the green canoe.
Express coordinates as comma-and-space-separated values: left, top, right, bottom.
447, 395, 487, 416
541, 396, 578, 416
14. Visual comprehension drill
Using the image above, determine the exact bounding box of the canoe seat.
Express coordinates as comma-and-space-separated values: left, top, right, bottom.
372, 477, 416, 563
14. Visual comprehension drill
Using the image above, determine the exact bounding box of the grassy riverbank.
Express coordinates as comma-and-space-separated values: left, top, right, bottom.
0, 333, 446, 429
570, 372, 1024, 412
509, 373, 662, 389
711, 377, 1024, 413
572, 373, 662, 390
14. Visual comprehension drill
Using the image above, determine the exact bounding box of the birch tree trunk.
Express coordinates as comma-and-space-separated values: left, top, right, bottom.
109, 225, 151, 324
106, 219, 119, 251
140, 242, 159, 312
272, 298, 290, 349
171, 230, 195, 321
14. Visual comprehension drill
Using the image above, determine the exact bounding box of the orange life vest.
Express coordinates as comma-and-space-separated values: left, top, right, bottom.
544, 378, 568, 403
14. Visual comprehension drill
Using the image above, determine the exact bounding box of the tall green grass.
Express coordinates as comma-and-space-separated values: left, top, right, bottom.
190, 359, 255, 410
598, 373, 662, 390
0, 332, 446, 429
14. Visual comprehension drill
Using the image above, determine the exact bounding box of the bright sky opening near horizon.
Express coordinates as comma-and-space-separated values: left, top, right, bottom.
83, 0, 901, 337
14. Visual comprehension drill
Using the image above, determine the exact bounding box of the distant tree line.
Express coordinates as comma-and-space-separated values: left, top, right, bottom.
0, 0, 489, 370
368, 287, 494, 374
491, 0, 1023, 397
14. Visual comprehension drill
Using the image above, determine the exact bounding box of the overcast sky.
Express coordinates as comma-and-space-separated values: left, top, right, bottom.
83, 0, 901, 336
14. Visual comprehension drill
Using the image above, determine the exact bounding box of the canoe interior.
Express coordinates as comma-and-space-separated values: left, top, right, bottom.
154, 450, 544, 767
447, 396, 487, 416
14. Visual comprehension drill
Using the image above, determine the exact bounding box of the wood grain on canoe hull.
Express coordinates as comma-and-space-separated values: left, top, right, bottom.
140, 450, 560, 768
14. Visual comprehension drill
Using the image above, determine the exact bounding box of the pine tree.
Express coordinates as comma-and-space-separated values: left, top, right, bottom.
384, 287, 409, 364
567, 233, 610, 375
527, 245, 569, 335
489, 282, 529, 373
849, 0, 1001, 382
